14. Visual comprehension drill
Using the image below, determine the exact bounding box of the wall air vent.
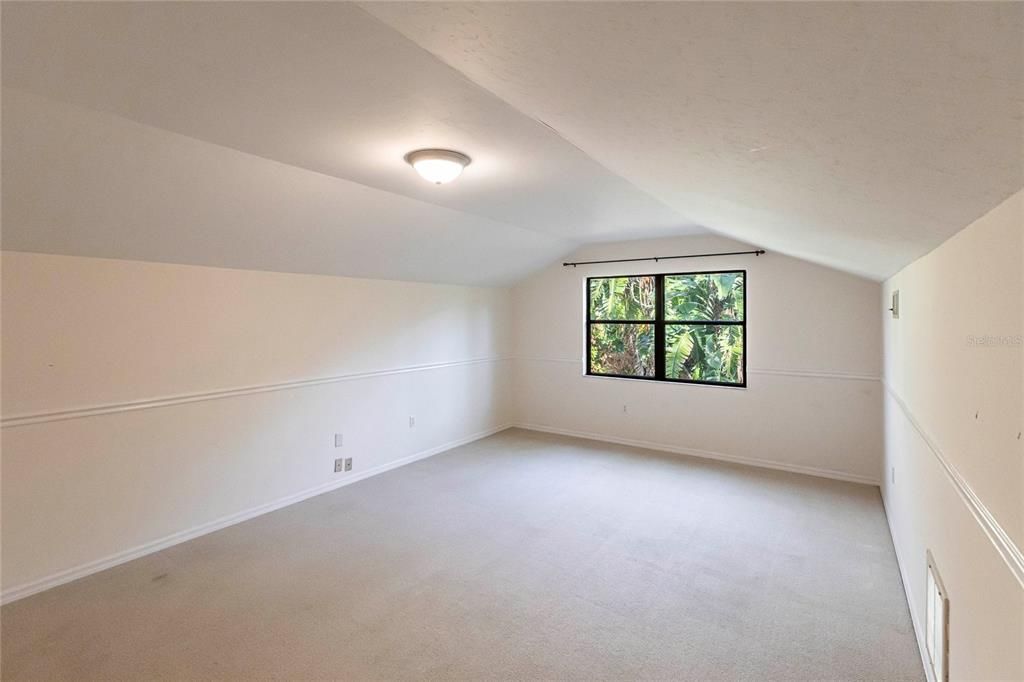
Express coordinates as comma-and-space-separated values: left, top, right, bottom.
925, 551, 949, 681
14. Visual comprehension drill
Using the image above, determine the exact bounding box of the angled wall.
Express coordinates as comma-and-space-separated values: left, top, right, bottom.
1, 252, 514, 601
881, 190, 1023, 681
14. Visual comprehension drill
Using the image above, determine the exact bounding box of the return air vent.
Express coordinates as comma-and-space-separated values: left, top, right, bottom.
925, 551, 949, 682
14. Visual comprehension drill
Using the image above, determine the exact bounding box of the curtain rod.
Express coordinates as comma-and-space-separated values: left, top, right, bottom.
562, 249, 765, 267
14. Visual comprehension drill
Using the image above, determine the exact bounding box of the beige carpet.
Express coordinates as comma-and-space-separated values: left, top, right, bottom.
1, 429, 922, 680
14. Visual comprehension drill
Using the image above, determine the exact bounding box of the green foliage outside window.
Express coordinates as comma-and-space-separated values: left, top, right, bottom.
665, 324, 743, 383
590, 323, 655, 376
588, 276, 655, 376
665, 273, 743, 321
588, 276, 655, 320
587, 271, 745, 386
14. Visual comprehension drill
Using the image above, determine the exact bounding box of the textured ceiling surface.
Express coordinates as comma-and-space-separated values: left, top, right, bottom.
3, 2, 1022, 284
1, 2, 698, 286
3, 89, 568, 286
367, 1, 1024, 280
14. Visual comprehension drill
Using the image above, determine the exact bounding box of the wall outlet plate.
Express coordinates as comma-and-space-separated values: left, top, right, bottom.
334, 433, 343, 448
334, 458, 344, 473
408, 416, 416, 428
344, 457, 353, 472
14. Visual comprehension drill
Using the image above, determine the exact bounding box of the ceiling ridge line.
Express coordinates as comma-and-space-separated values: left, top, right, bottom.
352, 2, 702, 237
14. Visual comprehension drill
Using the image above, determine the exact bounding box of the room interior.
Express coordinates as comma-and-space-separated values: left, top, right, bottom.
1, 2, 1021, 680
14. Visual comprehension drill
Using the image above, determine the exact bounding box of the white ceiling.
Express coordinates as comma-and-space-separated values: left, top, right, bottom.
366, 1, 1024, 279
3, 89, 567, 286
3, 2, 1021, 284
2, 2, 700, 287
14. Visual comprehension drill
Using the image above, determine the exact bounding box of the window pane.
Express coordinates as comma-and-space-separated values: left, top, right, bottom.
589, 323, 655, 377
589, 276, 656, 320
665, 324, 744, 384
664, 272, 744, 321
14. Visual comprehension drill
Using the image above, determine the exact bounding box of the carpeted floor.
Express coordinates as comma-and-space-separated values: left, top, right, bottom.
1, 429, 923, 680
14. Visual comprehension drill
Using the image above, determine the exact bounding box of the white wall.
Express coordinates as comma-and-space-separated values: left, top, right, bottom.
510, 234, 884, 483
1, 251, 514, 600
881, 190, 1023, 681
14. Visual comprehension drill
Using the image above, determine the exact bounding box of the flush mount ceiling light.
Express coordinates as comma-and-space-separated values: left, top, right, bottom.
404, 149, 471, 185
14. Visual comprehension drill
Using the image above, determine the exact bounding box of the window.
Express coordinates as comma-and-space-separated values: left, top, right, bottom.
586, 270, 746, 387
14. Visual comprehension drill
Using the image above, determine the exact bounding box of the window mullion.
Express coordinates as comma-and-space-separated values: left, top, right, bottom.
655, 275, 666, 380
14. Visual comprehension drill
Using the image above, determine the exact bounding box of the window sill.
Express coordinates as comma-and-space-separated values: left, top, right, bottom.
582, 372, 747, 390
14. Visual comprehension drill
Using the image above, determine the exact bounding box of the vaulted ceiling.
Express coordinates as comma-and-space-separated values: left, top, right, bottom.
3, 2, 1021, 284
363, 1, 1024, 279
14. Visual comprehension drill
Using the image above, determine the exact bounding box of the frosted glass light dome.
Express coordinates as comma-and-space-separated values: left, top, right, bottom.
404, 149, 471, 185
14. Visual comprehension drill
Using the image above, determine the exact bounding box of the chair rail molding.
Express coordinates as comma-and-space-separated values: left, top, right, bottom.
883, 381, 1024, 590
2, 357, 511, 428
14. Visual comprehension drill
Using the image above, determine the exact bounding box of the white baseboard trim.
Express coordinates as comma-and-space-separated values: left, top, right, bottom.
0, 423, 512, 605
512, 423, 880, 485
881, 494, 934, 682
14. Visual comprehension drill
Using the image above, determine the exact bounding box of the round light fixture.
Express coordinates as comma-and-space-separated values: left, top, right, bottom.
404, 148, 471, 185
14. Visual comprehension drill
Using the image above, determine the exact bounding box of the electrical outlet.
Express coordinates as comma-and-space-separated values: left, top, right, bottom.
891, 466, 896, 485
334, 458, 344, 473
623, 404, 628, 414
334, 433, 343, 448
409, 415, 416, 428
344, 457, 353, 472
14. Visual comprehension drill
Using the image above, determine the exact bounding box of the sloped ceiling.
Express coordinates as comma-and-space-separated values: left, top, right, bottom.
3, 2, 1022, 285
366, 1, 1024, 280
1, 2, 697, 286
3, 89, 566, 286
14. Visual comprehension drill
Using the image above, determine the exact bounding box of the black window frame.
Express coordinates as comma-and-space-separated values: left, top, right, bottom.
585, 269, 747, 388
